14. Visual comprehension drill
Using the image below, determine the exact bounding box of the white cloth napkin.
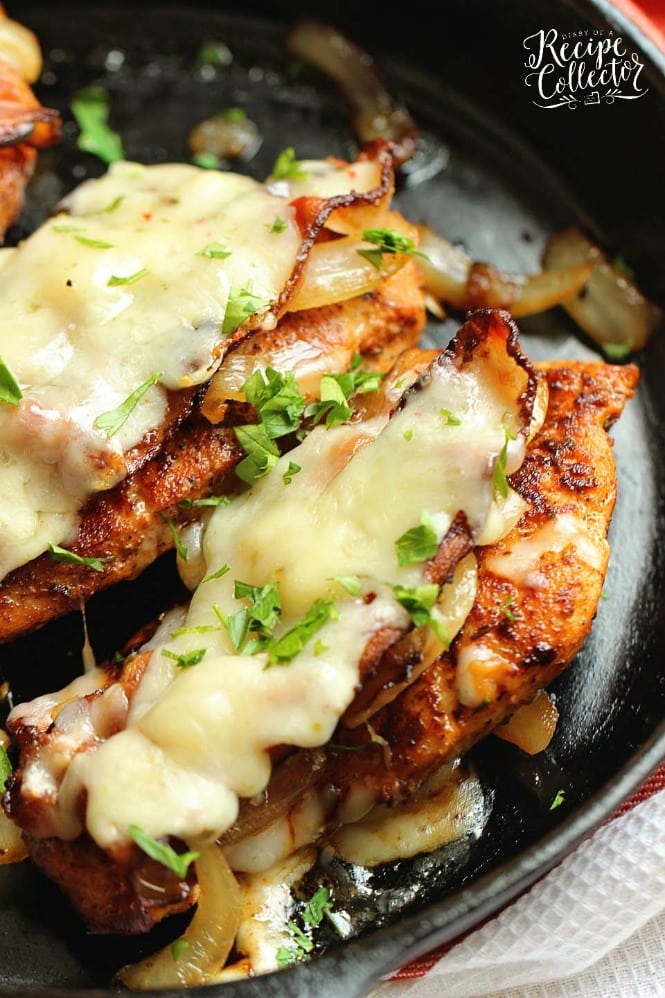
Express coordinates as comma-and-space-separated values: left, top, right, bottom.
369, 788, 665, 998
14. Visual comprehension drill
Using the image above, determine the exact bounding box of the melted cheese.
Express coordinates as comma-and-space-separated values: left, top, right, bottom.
0, 158, 385, 580
484, 512, 606, 589
327, 761, 489, 867
12, 336, 533, 853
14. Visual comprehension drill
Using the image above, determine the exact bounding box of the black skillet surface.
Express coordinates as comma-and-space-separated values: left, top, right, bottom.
1, 1, 665, 994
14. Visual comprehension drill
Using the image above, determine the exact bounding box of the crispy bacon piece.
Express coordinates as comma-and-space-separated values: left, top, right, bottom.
0, 262, 426, 643
3, 323, 638, 938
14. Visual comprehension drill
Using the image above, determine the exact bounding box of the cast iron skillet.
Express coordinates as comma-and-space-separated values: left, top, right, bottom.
1, 1, 664, 994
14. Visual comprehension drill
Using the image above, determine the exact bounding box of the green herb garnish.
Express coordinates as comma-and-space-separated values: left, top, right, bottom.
179, 495, 231, 509
330, 576, 362, 597
392, 582, 440, 627
283, 461, 301, 484
267, 216, 287, 233
201, 563, 231, 584
161, 647, 207, 668
48, 543, 113, 573
500, 594, 517, 621
305, 358, 382, 430
171, 939, 190, 962
0, 357, 22, 407
128, 824, 199, 878
265, 598, 337, 666
357, 227, 428, 270
192, 152, 220, 170
440, 408, 462, 425
197, 242, 231, 259
71, 86, 125, 164
196, 41, 231, 67
270, 147, 307, 181
493, 424, 516, 499
222, 285, 271, 335
549, 788, 566, 811
233, 424, 280, 484
93, 371, 162, 437
159, 513, 189, 561
74, 235, 114, 249
395, 516, 438, 566
0, 745, 12, 790
242, 367, 305, 440
107, 268, 148, 287
215, 581, 282, 652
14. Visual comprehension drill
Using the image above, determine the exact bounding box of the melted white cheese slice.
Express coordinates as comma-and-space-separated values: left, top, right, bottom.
0, 158, 382, 580
31, 342, 533, 852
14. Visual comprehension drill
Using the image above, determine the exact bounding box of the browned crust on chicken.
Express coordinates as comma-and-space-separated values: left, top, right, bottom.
325, 358, 639, 800
27, 834, 198, 936
4, 342, 638, 937
0, 263, 426, 643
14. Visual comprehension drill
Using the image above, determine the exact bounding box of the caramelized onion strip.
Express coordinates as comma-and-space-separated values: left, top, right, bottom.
543, 226, 663, 358
116, 844, 241, 989
415, 224, 592, 318
286, 211, 420, 312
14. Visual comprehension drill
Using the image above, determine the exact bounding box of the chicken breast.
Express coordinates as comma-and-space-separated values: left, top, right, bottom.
0, 261, 426, 643
3, 310, 638, 943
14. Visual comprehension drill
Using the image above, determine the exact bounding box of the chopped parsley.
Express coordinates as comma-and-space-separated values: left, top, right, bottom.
222, 285, 271, 335
178, 495, 231, 509
107, 268, 148, 287
71, 86, 125, 164
215, 580, 282, 652
440, 407, 462, 425
196, 41, 231, 67
549, 788, 566, 811
48, 543, 113, 573
392, 582, 440, 627
276, 887, 344, 967
159, 513, 189, 561
242, 367, 305, 440
305, 357, 383, 429
283, 461, 301, 484
0, 745, 12, 789
101, 194, 124, 214
0, 357, 22, 407
192, 151, 220, 170
171, 938, 190, 962
93, 372, 162, 437
197, 241, 231, 259
161, 647, 207, 668
395, 515, 439, 566
493, 424, 516, 499
201, 563, 231, 584
330, 576, 362, 597
74, 235, 114, 249
267, 216, 288, 233
128, 825, 199, 878
500, 594, 517, 621
271, 146, 307, 181
357, 227, 428, 270
392, 582, 449, 646
266, 598, 337, 666
233, 424, 280, 484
